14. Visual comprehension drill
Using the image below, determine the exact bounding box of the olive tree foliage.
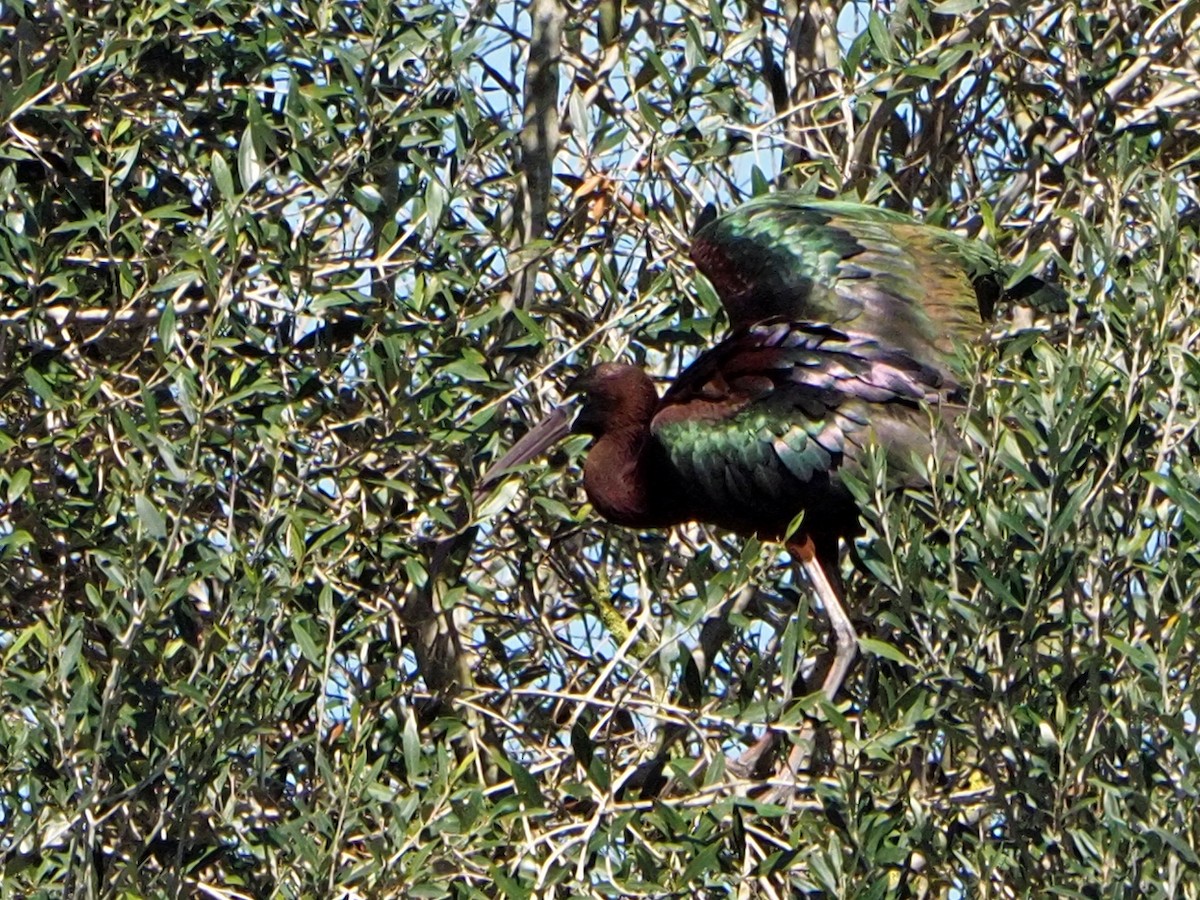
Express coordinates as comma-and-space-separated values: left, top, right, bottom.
1, 0, 1199, 895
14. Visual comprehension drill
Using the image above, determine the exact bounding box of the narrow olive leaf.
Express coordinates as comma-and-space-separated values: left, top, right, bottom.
476, 480, 521, 520
402, 710, 422, 780
933, 0, 982, 13
404, 556, 428, 589
135, 494, 167, 539
24, 368, 58, 406
290, 617, 323, 665
238, 122, 263, 191
157, 299, 176, 352
858, 636, 917, 668
442, 356, 488, 382
7, 468, 31, 503
490, 867, 532, 900
211, 151, 235, 199
867, 11, 894, 60
1149, 827, 1200, 867
508, 759, 545, 809
680, 841, 722, 886
424, 178, 447, 238
723, 19, 760, 61
570, 720, 594, 769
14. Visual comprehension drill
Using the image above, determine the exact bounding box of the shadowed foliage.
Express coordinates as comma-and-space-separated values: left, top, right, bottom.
2, 0, 1199, 896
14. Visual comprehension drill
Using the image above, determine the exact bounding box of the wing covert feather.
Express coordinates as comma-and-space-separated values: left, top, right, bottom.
649, 322, 959, 535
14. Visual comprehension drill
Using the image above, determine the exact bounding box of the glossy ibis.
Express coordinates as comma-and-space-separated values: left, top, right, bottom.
483, 194, 1063, 706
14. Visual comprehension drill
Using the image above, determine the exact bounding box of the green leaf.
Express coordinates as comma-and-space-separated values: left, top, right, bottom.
238, 122, 263, 191
722, 19, 760, 61
933, 0, 982, 13
680, 839, 722, 885
442, 357, 489, 382
135, 494, 167, 539
402, 710, 422, 780
476, 480, 520, 520
859, 637, 916, 667
867, 11, 894, 60
24, 368, 59, 405
157, 299, 176, 352
211, 151, 235, 199
507, 759, 545, 809
7, 468, 31, 503
290, 617, 323, 664
490, 867, 531, 900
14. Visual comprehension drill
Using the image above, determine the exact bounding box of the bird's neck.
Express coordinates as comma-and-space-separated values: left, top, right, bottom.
583, 427, 683, 529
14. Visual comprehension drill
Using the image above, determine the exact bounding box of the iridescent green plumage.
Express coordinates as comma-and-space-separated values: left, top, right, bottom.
647, 322, 955, 541
691, 195, 1063, 380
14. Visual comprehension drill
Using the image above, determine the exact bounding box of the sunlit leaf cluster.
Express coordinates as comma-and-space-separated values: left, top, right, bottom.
1, 0, 1198, 896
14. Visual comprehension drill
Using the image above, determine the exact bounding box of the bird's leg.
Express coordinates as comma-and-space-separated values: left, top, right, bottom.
789, 534, 856, 702
732, 535, 857, 786
760, 535, 857, 797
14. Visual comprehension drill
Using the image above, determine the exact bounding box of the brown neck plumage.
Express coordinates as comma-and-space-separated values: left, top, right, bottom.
577, 368, 688, 530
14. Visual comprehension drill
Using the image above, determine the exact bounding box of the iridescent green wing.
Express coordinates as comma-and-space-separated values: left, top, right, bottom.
650, 321, 960, 538
690, 195, 1063, 373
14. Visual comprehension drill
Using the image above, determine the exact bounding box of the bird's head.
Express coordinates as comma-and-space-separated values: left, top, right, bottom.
568, 363, 657, 436
477, 363, 658, 492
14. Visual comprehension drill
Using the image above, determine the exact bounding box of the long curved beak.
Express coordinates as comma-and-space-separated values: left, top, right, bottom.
477, 405, 573, 494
